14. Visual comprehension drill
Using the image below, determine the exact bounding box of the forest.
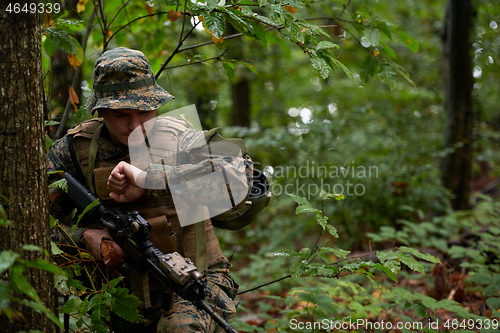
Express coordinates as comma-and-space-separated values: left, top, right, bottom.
0, 0, 499, 332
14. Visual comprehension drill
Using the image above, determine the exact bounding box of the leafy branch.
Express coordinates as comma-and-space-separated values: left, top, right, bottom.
239, 191, 440, 295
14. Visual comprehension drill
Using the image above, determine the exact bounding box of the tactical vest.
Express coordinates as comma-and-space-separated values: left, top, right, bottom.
67, 117, 225, 307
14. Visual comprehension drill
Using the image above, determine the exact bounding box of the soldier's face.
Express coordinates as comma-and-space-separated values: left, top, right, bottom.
99, 109, 156, 147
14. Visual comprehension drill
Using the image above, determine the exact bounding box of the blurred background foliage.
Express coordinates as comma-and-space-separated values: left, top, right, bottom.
41, 0, 500, 329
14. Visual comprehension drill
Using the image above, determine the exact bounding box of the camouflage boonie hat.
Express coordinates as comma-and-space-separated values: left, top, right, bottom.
86, 47, 174, 115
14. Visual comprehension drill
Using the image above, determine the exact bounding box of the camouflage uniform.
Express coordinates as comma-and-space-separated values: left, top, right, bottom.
47, 47, 250, 333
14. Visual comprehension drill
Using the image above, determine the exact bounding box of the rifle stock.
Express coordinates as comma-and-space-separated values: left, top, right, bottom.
63, 172, 238, 333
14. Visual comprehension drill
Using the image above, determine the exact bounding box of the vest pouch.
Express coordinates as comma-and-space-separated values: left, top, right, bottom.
93, 166, 115, 200
147, 215, 178, 255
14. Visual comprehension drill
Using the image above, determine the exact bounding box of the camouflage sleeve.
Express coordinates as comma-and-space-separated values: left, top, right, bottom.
144, 130, 253, 207
46, 136, 87, 249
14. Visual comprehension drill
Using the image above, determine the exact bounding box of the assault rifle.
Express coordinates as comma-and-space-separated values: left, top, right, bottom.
64, 172, 238, 333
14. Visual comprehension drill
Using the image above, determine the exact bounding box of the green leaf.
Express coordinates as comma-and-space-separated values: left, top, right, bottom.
109, 287, 142, 323
376, 21, 393, 40
59, 297, 78, 313
389, 60, 416, 87
299, 247, 311, 259
54, 19, 86, 33
0, 204, 11, 226
318, 247, 350, 259
205, 0, 219, 10
77, 198, 100, 223
398, 252, 425, 274
202, 12, 226, 39
25, 259, 63, 275
382, 44, 397, 58
45, 134, 55, 150
45, 120, 60, 126
48, 178, 68, 192
90, 301, 109, 333
360, 54, 380, 83
292, 260, 308, 277
282, 13, 304, 43
290, 194, 318, 214
20, 299, 64, 330
376, 250, 401, 273
316, 211, 328, 229
222, 60, 235, 78
320, 190, 345, 200
224, 8, 253, 33
309, 53, 330, 79
377, 62, 397, 89
396, 30, 419, 53
365, 28, 380, 46
45, 27, 80, 54
316, 41, 340, 51
399, 246, 441, 264
250, 12, 281, 28
42, 34, 58, 56
373, 263, 398, 282
10, 263, 40, 302
21, 244, 42, 252
327, 225, 339, 238
233, 60, 259, 74
0, 250, 19, 275
326, 54, 353, 80
0, 280, 11, 312
486, 297, 500, 310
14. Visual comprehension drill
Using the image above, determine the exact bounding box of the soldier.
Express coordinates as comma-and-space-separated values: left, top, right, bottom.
47, 47, 256, 332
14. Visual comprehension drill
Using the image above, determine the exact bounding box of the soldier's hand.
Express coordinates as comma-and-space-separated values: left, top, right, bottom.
83, 228, 126, 266
108, 161, 146, 202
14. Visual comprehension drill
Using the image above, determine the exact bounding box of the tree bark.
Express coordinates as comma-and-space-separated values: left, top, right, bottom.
0, 1, 56, 331
441, 0, 475, 210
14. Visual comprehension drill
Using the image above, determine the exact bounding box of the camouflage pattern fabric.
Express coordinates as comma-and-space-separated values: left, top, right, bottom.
86, 47, 174, 115
157, 267, 239, 333
109, 264, 239, 333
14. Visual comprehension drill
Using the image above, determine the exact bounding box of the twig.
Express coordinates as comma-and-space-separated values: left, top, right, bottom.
237, 274, 291, 295
106, 11, 171, 46
155, 19, 200, 79
103, 0, 131, 50
163, 50, 227, 70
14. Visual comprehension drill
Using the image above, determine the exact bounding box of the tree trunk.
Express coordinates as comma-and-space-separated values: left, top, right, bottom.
0, 1, 56, 332
226, 25, 252, 128
441, 0, 475, 210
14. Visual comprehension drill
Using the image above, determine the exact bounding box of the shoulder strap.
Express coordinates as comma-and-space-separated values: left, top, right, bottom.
66, 134, 86, 183
86, 124, 105, 192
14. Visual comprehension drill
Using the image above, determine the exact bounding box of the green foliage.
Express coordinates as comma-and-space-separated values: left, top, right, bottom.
0, 248, 64, 330
368, 194, 500, 316
59, 277, 142, 333
230, 194, 500, 333
51, 219, 143, 332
